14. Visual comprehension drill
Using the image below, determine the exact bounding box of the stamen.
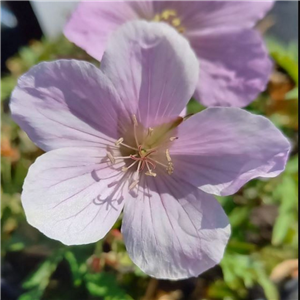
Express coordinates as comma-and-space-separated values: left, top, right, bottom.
129, 180, 139, 190
145, 162, 157, 177
115, 137, 124, 146
162, 9, 176, 19
114, 155, 136, 160
132, 114, 138, 126
172, 18, 181, 26
152, 9, 185, 34
115, 140, 138, 151
167, 162, 174, 175
107, 152, 115, 164
166, 149, 172, 163
153, 14, 160, 21
145, 171, 157, 177
165, 149, 174, 174
132, 114, 140, 147
148, 127, 154, 136
148, 157, 168, 169
122, 160, 138, 172
170, 137, 178, 142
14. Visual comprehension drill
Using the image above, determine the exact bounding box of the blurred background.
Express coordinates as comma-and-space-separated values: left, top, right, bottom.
1, 1, 298, 300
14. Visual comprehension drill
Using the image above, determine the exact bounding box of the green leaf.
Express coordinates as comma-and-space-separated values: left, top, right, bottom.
221, 254, 279, 300
266, 37, 299, 84
19, 250, 64, 300
272, 175, 298, 245
1, 76, 17, 101
285, 155, 298, 174
228, 207, 251, 228
208, 280, 240, 300
255, 264, 279, 300
187, 98, 206, 114
285, 87, 298, 100
221, 254, 255, 290
272, 213, 293, 246
85, 272, 132, 300
18, 288, 44, 300
64, 251, 83, 286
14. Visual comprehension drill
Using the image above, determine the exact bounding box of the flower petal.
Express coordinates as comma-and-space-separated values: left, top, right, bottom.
100, 20, 199, 128
171, 108, 290, 196
190, 29, 272, 107
22, 147, 127, 245
153, 1, 274, 32
122, 175, 230, 279
10, 60, 126, 151
64, 1, 139, 60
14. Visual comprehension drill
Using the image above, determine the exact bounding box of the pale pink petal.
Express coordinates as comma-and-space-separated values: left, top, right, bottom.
100, 20, 199, 128
190, 29, 272, 107
122, 175, 230, 279
64, 1, 139, 60
22, 147, 127, 245
171, 108, 290, 196
64, 1, 156, 61
10, 60, 126, 151
153, 1, 274, 33
179, 107, 187, 118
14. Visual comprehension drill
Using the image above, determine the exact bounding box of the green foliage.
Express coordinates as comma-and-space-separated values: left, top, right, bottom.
221, 253, 279, 300
266, 37, 298, 86
85, 273, 133, 300
19, 250, 65, 300
272, 157, 298, 246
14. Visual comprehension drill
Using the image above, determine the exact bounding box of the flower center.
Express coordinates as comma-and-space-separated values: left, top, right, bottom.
153, 9, 185, 34
106, 115, 182, 190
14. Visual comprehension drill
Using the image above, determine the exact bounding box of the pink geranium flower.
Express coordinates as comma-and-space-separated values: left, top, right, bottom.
64, 0, 274, 107
11, 21, 289, 279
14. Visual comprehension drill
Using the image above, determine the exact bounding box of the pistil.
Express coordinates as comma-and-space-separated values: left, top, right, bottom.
106, 114, 178, 183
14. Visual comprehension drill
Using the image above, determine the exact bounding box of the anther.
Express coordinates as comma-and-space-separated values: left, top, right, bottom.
115, 137, 124, 146
107, 152, 115, 164
172, 18, 181, 26
145, 171, 157, 177
162, 10, 176, 20
167, 162, 174, 175
129, 180, 139, 190
148, 127, 154, 136
132, 115, 138, 126
170, 137, 178, 142
153, 14, 160, 21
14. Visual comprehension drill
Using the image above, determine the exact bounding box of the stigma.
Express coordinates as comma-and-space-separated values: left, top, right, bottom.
106, 115, 179, 190
153, 9, 185, 33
